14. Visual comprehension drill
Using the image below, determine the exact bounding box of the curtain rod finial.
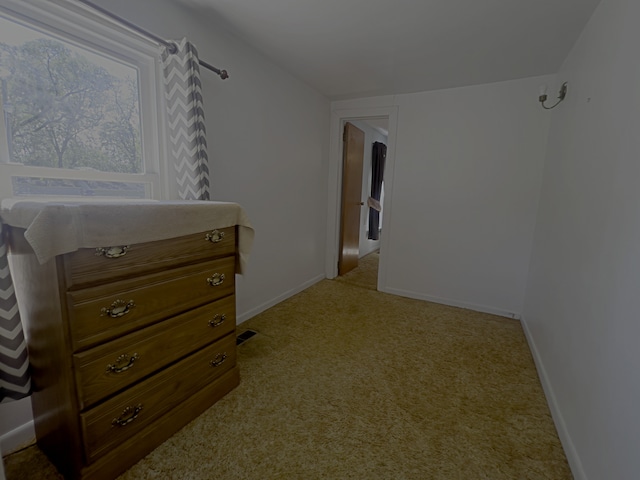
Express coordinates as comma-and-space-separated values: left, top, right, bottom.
219, 69, 229, 80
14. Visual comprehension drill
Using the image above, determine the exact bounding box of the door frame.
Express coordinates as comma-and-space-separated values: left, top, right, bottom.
325, 106, 399, 290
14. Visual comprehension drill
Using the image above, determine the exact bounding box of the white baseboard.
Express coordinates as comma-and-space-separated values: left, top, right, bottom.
0, 419, 35, 456
521, 318, 586, 480
360, 239, 380, 258
236, 274, 325, 325
379, 286, 521, 320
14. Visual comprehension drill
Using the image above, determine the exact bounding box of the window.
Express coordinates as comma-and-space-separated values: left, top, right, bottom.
0, 0, 166, 199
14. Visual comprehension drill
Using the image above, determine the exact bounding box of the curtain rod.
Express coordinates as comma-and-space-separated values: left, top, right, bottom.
77, 0, 229, 79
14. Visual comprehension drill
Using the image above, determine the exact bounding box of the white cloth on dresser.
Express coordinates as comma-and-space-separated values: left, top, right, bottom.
0, 198, 254, 273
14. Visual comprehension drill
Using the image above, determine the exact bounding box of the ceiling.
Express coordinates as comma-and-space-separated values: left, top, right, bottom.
360, 118, 389, 137
173, 0, 601, 100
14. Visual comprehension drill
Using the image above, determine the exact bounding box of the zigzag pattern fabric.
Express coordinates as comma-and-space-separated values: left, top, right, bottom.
0, 222, 31, 402
162, 38, 210, 200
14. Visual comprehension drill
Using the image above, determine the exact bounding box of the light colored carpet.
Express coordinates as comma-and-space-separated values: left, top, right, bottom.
4, 251, 572, 479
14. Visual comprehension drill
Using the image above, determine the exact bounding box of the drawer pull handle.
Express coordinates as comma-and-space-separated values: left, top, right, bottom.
208, 314, 226, 328
101, 299, 135, 318
205, 230, 225, 243
106, 353, 139, 374
112, 404, 143, 427
95, 245, 129, 258
210, 352, 227, 367
206, 273, 225, 287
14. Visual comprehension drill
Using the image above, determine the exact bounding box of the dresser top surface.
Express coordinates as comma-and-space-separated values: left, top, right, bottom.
1, 199, 254, 270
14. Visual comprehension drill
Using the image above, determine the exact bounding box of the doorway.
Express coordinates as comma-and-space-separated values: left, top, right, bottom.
326, 106, 398, 290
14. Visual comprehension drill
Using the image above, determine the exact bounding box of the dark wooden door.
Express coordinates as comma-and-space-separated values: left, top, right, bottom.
339, 122, 365, 275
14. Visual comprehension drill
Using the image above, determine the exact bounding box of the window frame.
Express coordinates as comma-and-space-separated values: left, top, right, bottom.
0, 0, 170, 200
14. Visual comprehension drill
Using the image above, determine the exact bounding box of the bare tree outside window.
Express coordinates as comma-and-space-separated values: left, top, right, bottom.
0, 16, 143, 174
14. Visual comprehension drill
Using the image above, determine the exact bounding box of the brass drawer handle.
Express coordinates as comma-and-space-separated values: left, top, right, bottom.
206, 273, 225, 287
95, 245, 129, 258
208, 314, 226, 328
101, 299, 135, 318
106, 353, 139, 374
205, 229, 225, 243
112, 404, 143, 427
209, 352, 227, 367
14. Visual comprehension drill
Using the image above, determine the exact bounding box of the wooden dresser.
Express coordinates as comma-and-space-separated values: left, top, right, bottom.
8, 223, 242, 480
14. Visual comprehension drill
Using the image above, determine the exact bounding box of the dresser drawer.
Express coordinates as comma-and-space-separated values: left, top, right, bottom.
74, 295, 236, 409
68, 256, 235, 351
64, 227, 236, 289
81, 333, 237, 463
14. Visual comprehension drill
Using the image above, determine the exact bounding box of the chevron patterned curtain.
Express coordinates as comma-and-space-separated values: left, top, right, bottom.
0, 222, 31, 402
161, 38, 210, 200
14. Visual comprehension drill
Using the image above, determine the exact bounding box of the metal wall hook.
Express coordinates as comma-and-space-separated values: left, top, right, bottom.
539, 82, 568, 110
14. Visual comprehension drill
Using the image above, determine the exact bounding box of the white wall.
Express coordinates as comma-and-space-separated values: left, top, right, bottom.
0, 0, 330, 454
349, 120, 387, 257
93, 0, 331, 320
0, 398, 34, 455
332, 75, 553, 318
523, 0, 640, 478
